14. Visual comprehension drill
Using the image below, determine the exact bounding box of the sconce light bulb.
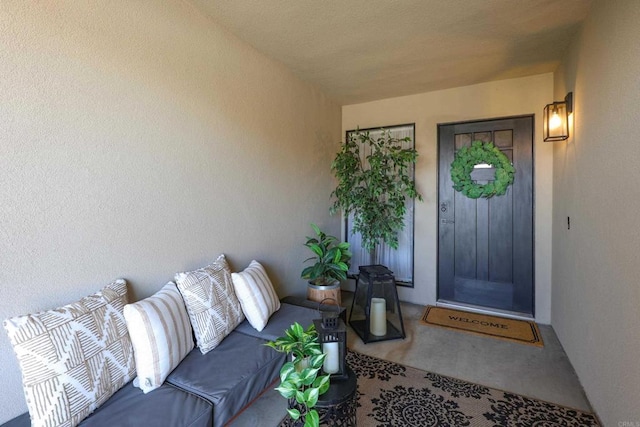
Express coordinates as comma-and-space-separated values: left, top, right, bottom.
549, 111, 562, 130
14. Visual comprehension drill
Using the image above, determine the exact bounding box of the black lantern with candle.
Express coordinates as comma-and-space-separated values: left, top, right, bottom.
348, 265, 406, 343
314, 301, 348, 380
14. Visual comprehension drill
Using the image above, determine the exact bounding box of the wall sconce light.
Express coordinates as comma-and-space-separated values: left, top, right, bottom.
543, 92, 573, 142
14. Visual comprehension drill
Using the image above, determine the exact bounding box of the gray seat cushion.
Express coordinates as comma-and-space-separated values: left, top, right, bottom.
0, 382, 213, 427
81, 382, 213, 427
234, 302, 320, 341
166, 331, 286, 427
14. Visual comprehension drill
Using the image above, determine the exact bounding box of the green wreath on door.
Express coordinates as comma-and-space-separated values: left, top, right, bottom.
450, 141, 515, 199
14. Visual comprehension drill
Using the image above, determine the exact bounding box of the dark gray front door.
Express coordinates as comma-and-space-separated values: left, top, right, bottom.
438, 116, 534, 315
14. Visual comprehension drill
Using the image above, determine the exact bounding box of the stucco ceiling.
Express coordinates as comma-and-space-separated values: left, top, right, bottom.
190, 0, 591, 105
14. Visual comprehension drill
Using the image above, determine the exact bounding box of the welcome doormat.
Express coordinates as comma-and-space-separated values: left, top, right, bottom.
421, 305, 544, 347
280, 351, 598, 426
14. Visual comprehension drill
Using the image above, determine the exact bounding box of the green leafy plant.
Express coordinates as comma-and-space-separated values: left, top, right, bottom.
330, 129, 423, 252
301, 223, 351, 286
265, 322, 330, 427
450, 140, 515, 199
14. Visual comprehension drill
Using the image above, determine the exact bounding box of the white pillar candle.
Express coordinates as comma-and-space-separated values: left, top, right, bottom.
323, 342, 340, 374
370, 298, 387, 336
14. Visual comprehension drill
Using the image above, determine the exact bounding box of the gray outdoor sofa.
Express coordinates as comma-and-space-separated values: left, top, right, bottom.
2, 300, 321, 427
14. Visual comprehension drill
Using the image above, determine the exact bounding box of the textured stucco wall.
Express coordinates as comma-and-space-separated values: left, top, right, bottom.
552, 0, 640, 424
342, 74, 554, 323
0, 2, 340, 422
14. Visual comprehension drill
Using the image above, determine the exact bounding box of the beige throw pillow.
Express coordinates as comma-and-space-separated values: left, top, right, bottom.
231, 260, 280, 331
3, 279, 136, 427
175, 254, 244, 354
123, 282, 194, 393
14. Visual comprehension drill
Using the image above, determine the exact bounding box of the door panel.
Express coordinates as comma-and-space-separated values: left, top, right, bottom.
437, 116, 534, 315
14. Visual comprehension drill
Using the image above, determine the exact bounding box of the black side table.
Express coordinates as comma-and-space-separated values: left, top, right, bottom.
281, 296, 347, 322
315, 366, 357, 427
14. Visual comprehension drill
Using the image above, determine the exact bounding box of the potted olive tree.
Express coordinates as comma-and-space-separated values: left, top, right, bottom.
301, 223, 351, 306
330, 128, 422, 263
265, 322, 330, 427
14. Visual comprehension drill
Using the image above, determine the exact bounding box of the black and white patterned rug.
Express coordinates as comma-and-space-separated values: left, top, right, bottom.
284, 350, 600, 426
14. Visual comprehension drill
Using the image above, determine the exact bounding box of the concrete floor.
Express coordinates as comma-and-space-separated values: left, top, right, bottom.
229, 292, 593, 426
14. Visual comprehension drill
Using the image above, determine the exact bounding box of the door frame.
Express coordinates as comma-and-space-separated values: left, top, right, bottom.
436, 114, 536, 317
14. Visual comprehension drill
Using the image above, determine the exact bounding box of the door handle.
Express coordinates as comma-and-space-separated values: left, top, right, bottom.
441, 219, 455, 224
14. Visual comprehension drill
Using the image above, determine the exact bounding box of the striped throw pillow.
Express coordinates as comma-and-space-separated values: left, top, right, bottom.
3, 280, 136, 427
123, 282, 194, 394
231, 260, 280, 331
175, 254, 244, 354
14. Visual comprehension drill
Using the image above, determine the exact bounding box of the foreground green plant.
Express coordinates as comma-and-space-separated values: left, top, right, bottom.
265, 322, 330, 427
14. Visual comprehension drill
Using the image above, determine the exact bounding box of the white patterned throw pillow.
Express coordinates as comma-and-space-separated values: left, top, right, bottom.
175, 254, 244, 354
123, 282, 194, 393
231, 260, 280, 331
3, 279, 136, 427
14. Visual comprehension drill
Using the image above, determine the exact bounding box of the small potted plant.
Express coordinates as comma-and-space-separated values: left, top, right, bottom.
265, 322, 330, 427
301, 223, 352, 305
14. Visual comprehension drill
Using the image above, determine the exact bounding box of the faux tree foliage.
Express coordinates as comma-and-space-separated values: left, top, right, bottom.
330, 129, 423, 252
450, 141, 515, 199
265, 323, 330, 427
301, 223, 352, 286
